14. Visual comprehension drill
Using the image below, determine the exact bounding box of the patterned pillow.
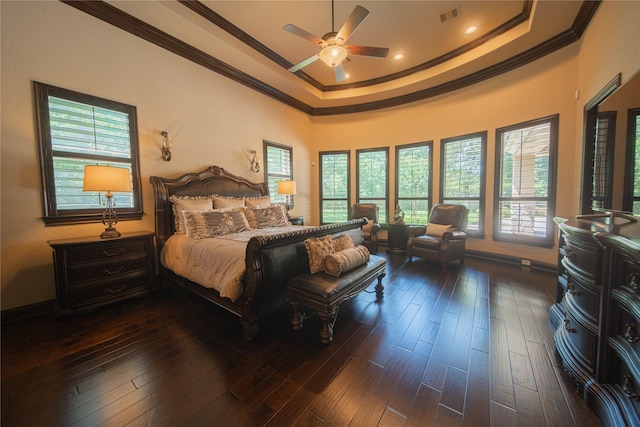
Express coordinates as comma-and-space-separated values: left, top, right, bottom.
205, 210, 251, 236
332, 234, 356, 252
426, 223, 453, 237
304, 235, 335, 274
324, 245, 370, 277
244, 196, 271, 209
182, 208, 237, 237
212, 194, 245, 209
245, 205, 290, 228
169, 195, 213, 234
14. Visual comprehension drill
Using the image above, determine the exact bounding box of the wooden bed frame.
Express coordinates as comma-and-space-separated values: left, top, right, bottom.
150, 166, 366, 341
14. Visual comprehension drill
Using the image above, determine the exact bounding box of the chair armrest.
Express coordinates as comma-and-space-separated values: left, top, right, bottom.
442, 230, 467, 241
407, 225, 426, 237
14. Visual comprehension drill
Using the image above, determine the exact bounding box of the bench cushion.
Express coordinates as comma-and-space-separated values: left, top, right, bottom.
288, 255, 386, 302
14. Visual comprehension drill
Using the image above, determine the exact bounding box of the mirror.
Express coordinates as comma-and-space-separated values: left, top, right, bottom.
581, 71, 640, 214
599, 71, 640, 212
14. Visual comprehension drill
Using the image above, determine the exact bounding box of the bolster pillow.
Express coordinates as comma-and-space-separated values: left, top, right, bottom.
324, 245, 370, 277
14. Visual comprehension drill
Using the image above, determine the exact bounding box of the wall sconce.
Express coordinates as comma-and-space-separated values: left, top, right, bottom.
161, 131, 172, 161
249, 149, 261, 173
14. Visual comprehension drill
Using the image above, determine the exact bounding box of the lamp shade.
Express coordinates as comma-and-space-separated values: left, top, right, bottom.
277, 180, 297, 195
83, 165, 132, 193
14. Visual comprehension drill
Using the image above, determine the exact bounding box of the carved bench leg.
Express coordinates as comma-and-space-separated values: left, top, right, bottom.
290, 302, 303, 331
375, 273, 385, 299
319, 310, 337, 344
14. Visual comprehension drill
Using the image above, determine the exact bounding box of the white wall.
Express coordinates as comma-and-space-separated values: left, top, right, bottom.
0, 1, 313, 310
2, 0, 639, 311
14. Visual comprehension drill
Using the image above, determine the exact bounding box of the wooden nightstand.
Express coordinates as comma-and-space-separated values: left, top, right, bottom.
289, 216, 304, 225
48, 231, 156, 316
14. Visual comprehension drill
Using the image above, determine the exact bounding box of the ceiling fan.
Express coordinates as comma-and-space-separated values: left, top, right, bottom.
283, 1, 389, 82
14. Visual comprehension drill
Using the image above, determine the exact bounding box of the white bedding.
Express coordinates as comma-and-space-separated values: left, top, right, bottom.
161, 226, 308, 301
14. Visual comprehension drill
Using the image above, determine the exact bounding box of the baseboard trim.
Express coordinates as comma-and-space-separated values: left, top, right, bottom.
2, 299, 55, 325
466, 249, 557, 273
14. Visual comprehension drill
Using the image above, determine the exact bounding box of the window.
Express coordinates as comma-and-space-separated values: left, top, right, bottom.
264, 141, 293, 206
494, 115, 558, 247
590, 112, 616, 211
357, 148, 389, 223
34, 82, 142, 225
624, 109, 640, 214
320, 151, 350, 223
396, 142, 432, 225
441, 132, 486, 237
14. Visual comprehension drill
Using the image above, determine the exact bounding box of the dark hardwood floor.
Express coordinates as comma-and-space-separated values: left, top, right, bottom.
1, 252, 602, 426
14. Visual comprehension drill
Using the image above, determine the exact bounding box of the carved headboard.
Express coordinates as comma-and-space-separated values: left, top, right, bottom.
149, 166, 268, 248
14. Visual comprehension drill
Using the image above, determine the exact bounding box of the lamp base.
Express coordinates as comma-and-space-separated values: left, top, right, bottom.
100, 227, 121, 239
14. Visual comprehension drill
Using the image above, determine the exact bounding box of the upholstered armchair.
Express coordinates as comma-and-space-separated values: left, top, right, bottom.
407, 204, 469, 268
350, 203, 380, 254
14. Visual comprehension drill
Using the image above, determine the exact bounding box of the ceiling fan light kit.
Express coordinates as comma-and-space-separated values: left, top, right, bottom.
319, 44, 348, 67
284, 1, 388, 82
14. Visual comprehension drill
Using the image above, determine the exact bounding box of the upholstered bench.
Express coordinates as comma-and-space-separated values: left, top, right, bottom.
287, 255, 386, 344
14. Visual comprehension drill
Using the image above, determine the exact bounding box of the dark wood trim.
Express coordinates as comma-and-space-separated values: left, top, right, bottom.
181, 0, 534, 92
61, 0, 600, 116
1, 300, 55, 324
60, 0, 314, 115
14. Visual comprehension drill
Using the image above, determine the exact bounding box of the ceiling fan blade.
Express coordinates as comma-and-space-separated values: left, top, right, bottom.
283, 24, 324, 45
336, 5, 369, 43
334, 63, 346, 82
288, 54, 320, 73
347, 45, 389, 58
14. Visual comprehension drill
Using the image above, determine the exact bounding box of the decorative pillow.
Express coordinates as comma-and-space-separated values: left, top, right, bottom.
324, 245, 370, 277
245, 205, 290, 228
169, 195, 213, 234
182, 210, 210, 237
182, 208, 239, 237
304, 235, 335, 274
332, 234, 355, 252
362, 220, 374, 233
190, 210, 252, 239
244, 196, 271, 209
212, 194, 245, 209
426, 223, 453, 237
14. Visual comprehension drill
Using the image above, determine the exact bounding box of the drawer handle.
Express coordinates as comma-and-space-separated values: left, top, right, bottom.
622, 376, 640, 401
106, 284, 127, 294
103, 248, 126, 257
564, 319, 576, 333
630, 273, 639, 291
565, 249, 576, 260
624, 324, 640, 343
568, 281, 580, 296
104, 266, 126, 275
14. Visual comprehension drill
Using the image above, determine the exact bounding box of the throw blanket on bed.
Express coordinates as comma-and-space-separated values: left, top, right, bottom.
161, 226, 308, 301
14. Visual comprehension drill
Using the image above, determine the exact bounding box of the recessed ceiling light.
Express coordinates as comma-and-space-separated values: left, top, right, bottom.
394, 53, 404, 60
465, 26, 478, 35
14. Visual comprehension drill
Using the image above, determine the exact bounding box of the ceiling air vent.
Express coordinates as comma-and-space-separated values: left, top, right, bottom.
440, 5, 461, 23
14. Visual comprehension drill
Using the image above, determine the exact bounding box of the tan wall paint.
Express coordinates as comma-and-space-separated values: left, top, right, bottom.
2, 0, 639, 311
0, 2, 312, 310
310, 45, 579, 264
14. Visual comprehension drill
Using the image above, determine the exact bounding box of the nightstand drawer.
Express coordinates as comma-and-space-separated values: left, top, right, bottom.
69, 277, 152, 307
66, 239, 149, 264
68, 257, 150, 285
